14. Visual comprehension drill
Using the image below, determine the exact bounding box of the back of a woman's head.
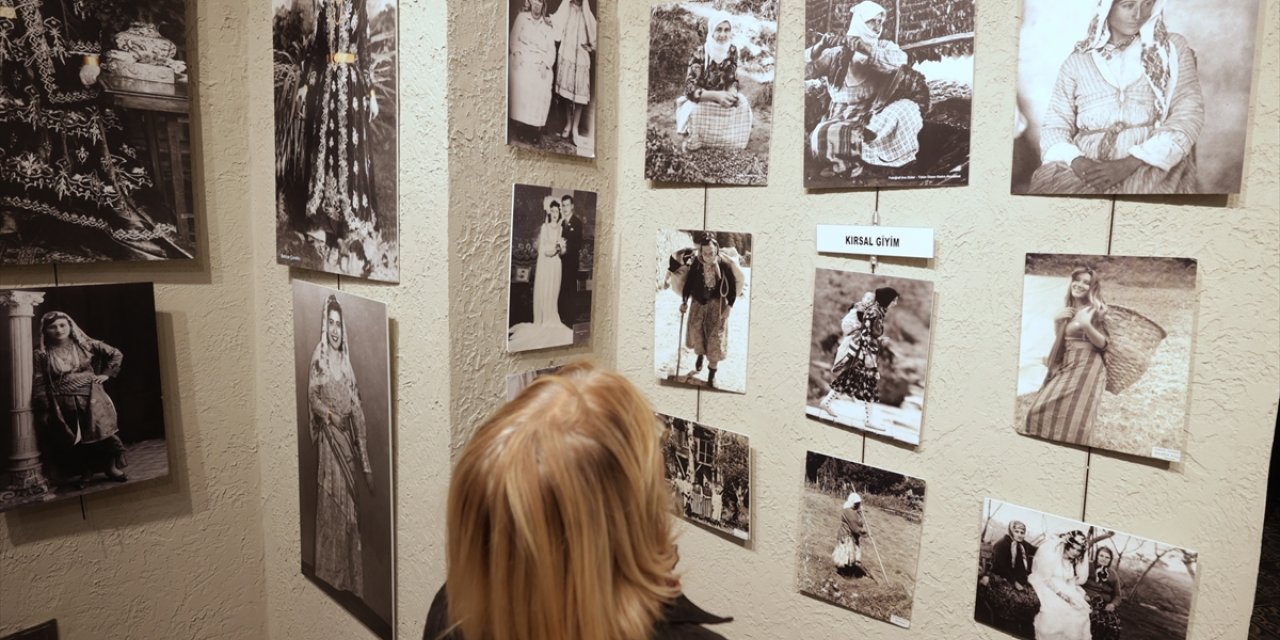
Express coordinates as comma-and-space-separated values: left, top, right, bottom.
446, 361, 679, 640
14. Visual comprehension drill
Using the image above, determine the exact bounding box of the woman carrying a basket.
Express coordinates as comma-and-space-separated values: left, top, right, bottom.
1025, 266, 1109, 446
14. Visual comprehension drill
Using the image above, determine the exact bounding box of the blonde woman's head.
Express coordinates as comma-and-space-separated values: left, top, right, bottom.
445, 361, 679, 640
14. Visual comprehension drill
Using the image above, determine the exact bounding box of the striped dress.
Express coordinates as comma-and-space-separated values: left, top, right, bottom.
1025, 321, 1108, 446
1029, 34, 1204, 195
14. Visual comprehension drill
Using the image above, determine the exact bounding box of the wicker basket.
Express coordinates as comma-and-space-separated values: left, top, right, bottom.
1102, 304, 1167, 394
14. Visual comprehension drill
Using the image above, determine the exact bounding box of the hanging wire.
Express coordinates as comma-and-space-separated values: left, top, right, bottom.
1081, 196, 1118, 521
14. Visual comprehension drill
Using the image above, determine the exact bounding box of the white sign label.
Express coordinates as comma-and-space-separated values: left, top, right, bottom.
889, 615, 911, 628
816, 225, 935, 259
1151, 447, 1182, 462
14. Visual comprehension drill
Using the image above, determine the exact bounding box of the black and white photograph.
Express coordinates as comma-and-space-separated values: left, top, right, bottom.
0, 0, 196, 264
803, 0, 973, 189
274, 0, 399, 282
506, 0, 598, 158
805, 268, 934, 446
796, 451, 925, 627
1012, 0, 1262, 195
644, 1, 777, 186
291, 281, 394, 639
505, 365, 563, 400
0, 620, 58, 640
654, 228, 752, 394
658, 413, 751, 540
975, 498, 1199, 640
1015, 254, 1196, 461
0, 283, 169, 513
507, 184, 596, 352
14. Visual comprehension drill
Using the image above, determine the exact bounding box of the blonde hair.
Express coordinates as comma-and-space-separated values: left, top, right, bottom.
444, 361, 680, 640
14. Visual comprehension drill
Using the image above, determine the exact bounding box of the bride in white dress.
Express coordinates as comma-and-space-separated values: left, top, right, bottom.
508, 197, 574, 352
1027, 530, 1093, 640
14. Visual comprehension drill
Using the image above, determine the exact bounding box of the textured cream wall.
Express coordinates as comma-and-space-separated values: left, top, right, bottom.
0, 3, 269, 639
612, 1, 1280, 639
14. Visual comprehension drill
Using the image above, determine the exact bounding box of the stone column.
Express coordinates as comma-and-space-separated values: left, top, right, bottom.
1, 290, 47, 499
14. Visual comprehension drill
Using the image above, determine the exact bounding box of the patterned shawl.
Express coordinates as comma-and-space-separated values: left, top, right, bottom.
1076, 0, 1176, 122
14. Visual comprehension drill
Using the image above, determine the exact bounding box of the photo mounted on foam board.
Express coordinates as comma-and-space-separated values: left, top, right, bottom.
658, 413, 750, 541
654, 229, 753, 394
644, 1, 777, 186
805, 268, 935, 446
0, 619, 59, 640
803, 0, 974, 189
292, 281, 395, 639
0, 0, 196, 265
1015, 253, 1197, 462
795, 451, 925, 628
274, 0, 400, 282
0, 283, 169, 513
506, 0, 599, 158
1012, 0, 1262, 195
975, 498, 1198, 640
505, 365, 564, 400
507, 184, 597, 353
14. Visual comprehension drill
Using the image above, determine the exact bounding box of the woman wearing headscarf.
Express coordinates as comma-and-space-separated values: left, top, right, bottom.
508, 0, 558, 142
805, 2, 930, 179
1027, 530, 1092, 640
1029, 0, 1204, 194
677, 235, 739, 388
0, 0, 190, 262
832, 492, 866, 575
1084, 546, 1123, 640
819, 287, 900, 420
32, 311, 128, 488
1025, 266, 1109, 446
675, 14, 752, 152
551, 0, 596, 144
507, 197, 572, 351
309, 295, 374, 597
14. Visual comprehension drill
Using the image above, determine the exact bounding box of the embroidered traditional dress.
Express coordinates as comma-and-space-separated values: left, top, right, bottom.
0, 0, 188, 262
676, 41, 752, 150
830, 298, 888, 403
508, 11, 557, 127
308, 297, 373, 597
1084, 560, 1122, 640
550, 0, 595, 106
682, 253, 737, 367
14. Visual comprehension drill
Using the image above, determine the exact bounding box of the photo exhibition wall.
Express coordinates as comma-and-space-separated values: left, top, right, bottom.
0, 0, 1276, 639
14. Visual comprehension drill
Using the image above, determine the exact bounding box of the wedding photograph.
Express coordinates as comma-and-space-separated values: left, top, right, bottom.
505, 365, 563, 400
506, 184, 596, 353
507, 0, 598, 158
292, 281, 394, 639
274, 0, 399, 282
644, 0, 777, 186
0, 283, 169, 513
1015, 253, 1197, 461
805, 268, 935, 446
659, 413, 751, 540
1011, 0, 1262, 195
0, 0, 196, 265
654, 228, 753, 394
795, 451, 925, 627
975, 498, 1199, 640
803, 0, 973, 189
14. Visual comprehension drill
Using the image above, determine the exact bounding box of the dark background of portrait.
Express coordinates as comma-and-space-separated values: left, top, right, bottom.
507, 184, 597, 331
0, 283, 166, 466
1013, 0, 1262, 194
291, 281, 394, 638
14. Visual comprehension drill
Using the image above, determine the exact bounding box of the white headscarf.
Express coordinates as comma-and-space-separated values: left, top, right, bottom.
843, 492, 862, 509
704, 14, 734, 65
847, 1, 886, 48
1076, 0, 1175, 120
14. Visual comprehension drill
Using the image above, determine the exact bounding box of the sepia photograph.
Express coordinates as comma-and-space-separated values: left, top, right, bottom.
804, 0, 973, 189
507, 184, 596, 353
0, 283, 169, 513
507, 0, 598, 158
274, 0, 399, 282
975, 498, 1199, 640
1012, 0, 1263, 195
1015, 254, 1197, 461
659, 413, 751, 540
654, 229, 752, 394
292, 281, 394, 639
505, 365, 563, 400
806, 268, 934, 446
0, 0, 196, 265
644, 1, 777, 186
796, 451, 925, 627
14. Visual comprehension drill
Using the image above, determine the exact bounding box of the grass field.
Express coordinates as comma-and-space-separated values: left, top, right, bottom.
795, 486, 922, 624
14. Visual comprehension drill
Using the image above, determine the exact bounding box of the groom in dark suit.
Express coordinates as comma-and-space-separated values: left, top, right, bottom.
558, 195, 583, 325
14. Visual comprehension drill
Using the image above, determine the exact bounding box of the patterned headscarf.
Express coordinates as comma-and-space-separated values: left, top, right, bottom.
1076, 0, 1176, 121
39, 311, 93, 353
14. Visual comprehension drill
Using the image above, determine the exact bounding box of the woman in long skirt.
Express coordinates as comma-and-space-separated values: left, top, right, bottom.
1025, 266, 1109, 445
508, 0, 557, 141
551, 0, 596, 143
819, 287, 899, 415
